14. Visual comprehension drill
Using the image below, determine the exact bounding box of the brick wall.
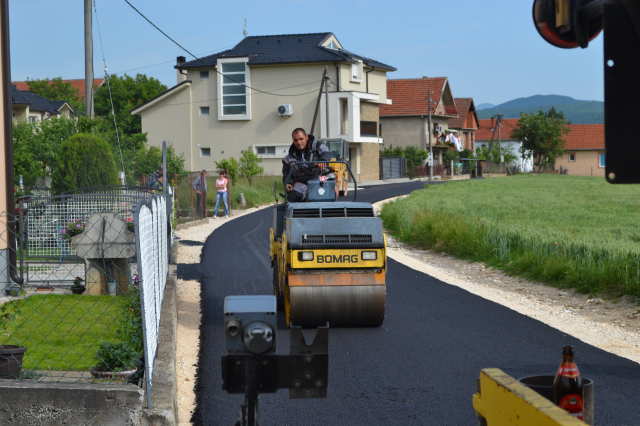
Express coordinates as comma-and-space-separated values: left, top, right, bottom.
359, 143, 380, 181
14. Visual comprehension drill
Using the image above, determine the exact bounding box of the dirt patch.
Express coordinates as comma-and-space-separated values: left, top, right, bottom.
373, 198, 640, 365
174, 205, 272, 425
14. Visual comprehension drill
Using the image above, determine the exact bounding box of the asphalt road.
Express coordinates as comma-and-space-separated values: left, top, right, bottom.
185, 181, 640, 426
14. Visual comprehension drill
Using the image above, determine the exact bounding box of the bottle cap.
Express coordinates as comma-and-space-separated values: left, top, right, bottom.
562, 345, 575, 355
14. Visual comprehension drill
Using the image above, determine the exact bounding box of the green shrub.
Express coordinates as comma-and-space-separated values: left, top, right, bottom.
51, 133, 118, 194
94, 341, 139, 372
215, 157, 239, 185
238, 147, 264, 187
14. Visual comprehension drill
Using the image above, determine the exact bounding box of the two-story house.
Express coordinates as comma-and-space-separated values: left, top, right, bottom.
379, 77, 458, 166
447, 98, 480, 152
131, 32, 396, 181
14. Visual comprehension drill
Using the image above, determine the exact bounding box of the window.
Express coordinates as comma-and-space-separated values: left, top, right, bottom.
200, 148, 211, 157
29, 116, 38, 123
327, 41, 339, 50
200, 71, 209, 79
221, 62, 247, 116
256, 146, 276, 155
569, 153, 576, 162
200, 106, 210, 116
351, 60, 363, 82
599, 153, 605, 168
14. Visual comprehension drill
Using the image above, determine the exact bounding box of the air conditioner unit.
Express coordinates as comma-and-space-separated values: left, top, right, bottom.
278, 104, 293, 117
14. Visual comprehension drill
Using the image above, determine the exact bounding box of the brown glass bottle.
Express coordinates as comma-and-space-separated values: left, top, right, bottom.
553, 345, 584, 420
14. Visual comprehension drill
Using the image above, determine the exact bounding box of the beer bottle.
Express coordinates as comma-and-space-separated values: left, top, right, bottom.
553, 345, 584, 420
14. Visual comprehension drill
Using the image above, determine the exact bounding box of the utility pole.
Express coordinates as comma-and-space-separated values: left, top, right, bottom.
84, 0, 94, 118
427, 91, 435, 180
324, 70, 330, 138
486, 113, 503, 167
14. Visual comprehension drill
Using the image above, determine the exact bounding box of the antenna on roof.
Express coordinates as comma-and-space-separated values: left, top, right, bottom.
233, 18, 248, 38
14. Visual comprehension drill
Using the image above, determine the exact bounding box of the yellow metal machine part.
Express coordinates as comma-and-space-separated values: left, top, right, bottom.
473, 369, 586, 426
329, 160, 349, 196
270, 227, 387, 328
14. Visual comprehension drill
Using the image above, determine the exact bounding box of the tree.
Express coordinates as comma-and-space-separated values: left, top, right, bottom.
26, 77, 84, 112
510, 107, 571, 169
12, 121, 44, 186
238, 147, 265, 187
133, 144, 188, 185
215, 158, 239, 185
51, 134, 119, 195
475, 144, 518, 165
94, 73, 168, 137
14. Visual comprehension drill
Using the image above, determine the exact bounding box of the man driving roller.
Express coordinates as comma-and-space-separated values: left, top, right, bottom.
282, 128, 333, 202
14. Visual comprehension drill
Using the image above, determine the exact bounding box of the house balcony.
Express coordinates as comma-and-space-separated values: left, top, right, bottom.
321, 91, 383, 143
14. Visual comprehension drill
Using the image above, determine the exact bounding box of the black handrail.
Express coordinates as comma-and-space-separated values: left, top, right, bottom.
285, 161, 357, 202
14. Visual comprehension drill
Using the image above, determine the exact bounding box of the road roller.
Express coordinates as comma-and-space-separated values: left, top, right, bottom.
270, 161, 386, 328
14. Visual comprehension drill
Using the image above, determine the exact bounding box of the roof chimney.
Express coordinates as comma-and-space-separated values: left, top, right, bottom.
422, 76, 428, 79
490, 117, 495, 130
176, 56, 187, 84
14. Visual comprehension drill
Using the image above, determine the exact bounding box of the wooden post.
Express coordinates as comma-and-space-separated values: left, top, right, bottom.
142, 174, 146, 186
174, 172, 178, 218
225, 168, 230, 216
201, 170, 207, 218
190, 172, 194, 219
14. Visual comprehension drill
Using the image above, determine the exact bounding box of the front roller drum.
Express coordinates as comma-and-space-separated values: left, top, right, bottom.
289, 285, 385, 328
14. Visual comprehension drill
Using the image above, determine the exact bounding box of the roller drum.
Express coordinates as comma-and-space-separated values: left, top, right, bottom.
289, 285, 386, 328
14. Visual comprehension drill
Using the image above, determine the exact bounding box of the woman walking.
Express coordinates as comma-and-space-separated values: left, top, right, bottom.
213, 171, 229, 219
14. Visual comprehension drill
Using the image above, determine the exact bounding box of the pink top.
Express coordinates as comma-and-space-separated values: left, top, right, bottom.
216, 178, 228, 193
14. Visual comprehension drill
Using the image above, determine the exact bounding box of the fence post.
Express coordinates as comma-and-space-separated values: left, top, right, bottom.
190, 173, 194, 219
142, 174, 146, 187
226, 168, 230, 216
201, 170, 207, 218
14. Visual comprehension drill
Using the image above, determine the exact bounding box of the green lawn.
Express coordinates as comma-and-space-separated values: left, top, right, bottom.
0, 294, 129, 371
381, 174, 640, 298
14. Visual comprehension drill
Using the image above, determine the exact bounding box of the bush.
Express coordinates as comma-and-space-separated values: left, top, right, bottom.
94, 341, 139, 372
51, 134, 119, 195
238, 146, 264, 187
215, 157, 239, 185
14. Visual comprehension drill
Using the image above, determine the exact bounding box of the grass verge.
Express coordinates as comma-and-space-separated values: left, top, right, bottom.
0, 294, 126, 371
380, 174, 640, 298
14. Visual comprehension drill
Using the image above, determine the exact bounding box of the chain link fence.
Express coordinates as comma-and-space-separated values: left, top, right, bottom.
0, 187, 170, 407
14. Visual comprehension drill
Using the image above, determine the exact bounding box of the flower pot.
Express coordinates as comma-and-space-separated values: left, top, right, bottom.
71, 285, 86, 295
0, 345, 27, 380
89, 366, 138, 381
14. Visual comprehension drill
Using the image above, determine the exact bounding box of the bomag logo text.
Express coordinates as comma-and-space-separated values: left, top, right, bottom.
317, 255, 358, 264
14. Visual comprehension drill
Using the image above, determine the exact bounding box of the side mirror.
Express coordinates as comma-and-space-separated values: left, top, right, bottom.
532, 0, 603, 49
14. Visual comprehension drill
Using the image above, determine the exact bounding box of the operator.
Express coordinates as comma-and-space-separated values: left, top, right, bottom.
282, 128, 333, 202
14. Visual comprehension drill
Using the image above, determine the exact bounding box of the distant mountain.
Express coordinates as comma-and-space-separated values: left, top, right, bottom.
476, 103, 496, 110
476, 95, 603, 124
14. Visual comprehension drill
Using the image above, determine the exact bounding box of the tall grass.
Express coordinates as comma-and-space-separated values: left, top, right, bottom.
381, 175, 640, 297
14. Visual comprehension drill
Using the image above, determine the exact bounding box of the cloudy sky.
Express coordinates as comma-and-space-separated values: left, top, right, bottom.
9, 0, 604, 106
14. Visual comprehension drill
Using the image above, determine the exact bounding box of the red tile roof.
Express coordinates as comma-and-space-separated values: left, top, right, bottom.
477, 120, 604, 150
380, 77, 448, 117
449, 97, 479, 130
475, 118, 520, 141
563, 124, 604, 150
12, 78, 105, 100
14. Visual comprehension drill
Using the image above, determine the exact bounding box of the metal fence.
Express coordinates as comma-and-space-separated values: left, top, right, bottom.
0, 187, 170, 407
379, 157, 407, 180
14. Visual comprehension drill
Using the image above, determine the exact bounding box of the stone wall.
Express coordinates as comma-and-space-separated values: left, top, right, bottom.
359, 143, 380, 181
360, 102, 379, 135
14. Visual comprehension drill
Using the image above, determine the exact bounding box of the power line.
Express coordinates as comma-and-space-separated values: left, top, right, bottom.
130, 79, 322, 111
111, 45, 236, 75
94, 0, 125, 181
123, 0, 314, 97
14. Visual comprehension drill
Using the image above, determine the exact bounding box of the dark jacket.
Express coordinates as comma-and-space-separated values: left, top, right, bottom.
282, 135, 332, 186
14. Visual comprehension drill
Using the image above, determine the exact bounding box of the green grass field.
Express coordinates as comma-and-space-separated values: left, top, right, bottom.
380, 174, 640, 298
0, 295, 127, 371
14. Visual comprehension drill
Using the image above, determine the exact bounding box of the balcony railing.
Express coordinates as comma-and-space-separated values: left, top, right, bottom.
360, 121, 378, 137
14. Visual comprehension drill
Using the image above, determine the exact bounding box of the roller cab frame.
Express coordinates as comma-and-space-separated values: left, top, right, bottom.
270, 161, 387, 328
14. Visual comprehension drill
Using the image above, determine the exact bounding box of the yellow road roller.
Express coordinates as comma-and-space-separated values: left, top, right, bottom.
270, 161, 386, 328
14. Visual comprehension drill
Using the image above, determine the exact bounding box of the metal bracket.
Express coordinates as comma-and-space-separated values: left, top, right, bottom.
604, 1, 640, 183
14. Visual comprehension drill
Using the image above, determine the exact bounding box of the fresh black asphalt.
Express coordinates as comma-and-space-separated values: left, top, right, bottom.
184, 181, 640, 425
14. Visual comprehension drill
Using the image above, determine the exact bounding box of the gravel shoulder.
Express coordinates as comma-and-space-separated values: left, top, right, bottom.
173, 205, 272, 425
374, 197, 640, 365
